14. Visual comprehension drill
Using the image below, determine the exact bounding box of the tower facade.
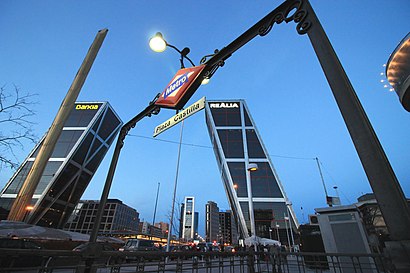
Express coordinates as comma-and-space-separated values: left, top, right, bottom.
205, 100, 298, 243
64, 199, 139, 234
219, 210, 237, 245
205, 201, 220, 242
181, 196, 196, 241
0, 102, 122, 228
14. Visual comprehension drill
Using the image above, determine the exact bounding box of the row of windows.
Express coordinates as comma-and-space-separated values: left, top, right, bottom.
217, 129, 266, 159
208, 102, 253, 127
226, 162, 283, 198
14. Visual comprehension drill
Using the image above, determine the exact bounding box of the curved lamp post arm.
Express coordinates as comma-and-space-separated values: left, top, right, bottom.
166, 43, 195, 68
88, 94, 161, 244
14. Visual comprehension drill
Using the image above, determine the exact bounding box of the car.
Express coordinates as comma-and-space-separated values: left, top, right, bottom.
72, 242, 117, 252
0, 237, 42, 249
0, 238, 45, 268
72, 242, 121, 265
119, 239, 159, 262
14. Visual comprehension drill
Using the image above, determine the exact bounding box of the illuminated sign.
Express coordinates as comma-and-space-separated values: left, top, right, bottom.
75, 104, 99, 110
153, 97, 206, 137
155, 65, 205, 109
209, 102, 239, 109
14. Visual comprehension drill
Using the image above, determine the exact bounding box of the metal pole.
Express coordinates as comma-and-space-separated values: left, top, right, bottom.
287, 204, 295, 249
315, 157, 330, 206
305, 0, 410, 241
152, 182, 160, 225
166, 120, 184, 253
303, 2, 410, 268
284, 213, 291, 249
88, 102, 160, 244
275, 223, 280, 243
246, 169, 257, 252
8, 29, 108, 222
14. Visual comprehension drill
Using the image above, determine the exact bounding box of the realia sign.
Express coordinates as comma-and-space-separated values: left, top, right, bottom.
155, 65, 205, 109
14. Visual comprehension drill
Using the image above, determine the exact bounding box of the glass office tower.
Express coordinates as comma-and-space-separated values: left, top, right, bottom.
205, 100, 298, 243
181, 196, 196, 240
0, 102, 122, 228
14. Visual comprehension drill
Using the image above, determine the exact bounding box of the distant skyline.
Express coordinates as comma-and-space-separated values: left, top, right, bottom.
1, 0, 409, 236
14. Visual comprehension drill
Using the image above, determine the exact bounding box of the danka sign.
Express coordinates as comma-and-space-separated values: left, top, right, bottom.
155, 65, 205, 109
76, 104, 99, 110
209, 102, 239, 109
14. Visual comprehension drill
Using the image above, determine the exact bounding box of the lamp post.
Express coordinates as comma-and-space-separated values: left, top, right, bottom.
152, 182, 160, 226
149, 32, 210, 86
149, 32, 195, 69
82, 96, 160, 273
165, 120, 184, 254
284, 214, 291, 250
88, 96, 160, 245
149, 33, 207, 253
286, 202, 295, 251
246, 163, 258, 251
275, 223, 280, 243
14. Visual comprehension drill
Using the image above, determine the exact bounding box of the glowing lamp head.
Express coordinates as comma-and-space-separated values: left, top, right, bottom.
149, 32, 167, 52
201, 77, 210, 85
247, 163, 258, 172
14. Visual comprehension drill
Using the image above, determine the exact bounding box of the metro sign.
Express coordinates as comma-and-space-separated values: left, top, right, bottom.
155, 65, 205, 109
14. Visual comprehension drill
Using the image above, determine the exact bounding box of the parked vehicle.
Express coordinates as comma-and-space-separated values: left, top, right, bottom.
119, 239, 158, 262
0, 238, 45, 268
72, 242, 121, 265
0, 237, 42, 249
72, 242, 117, 252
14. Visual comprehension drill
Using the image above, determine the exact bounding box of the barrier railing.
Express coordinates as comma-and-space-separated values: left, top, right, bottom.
0, 248, 394, 273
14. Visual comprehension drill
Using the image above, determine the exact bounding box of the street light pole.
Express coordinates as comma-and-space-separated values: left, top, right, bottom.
152, 182, 160, 226
284, 213, 291, 249
286, 202, 295, 249
88, 96, 160, 244
246, 163, 258, 252
166, 120, 184, 253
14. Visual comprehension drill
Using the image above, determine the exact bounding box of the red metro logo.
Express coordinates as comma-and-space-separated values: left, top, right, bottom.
155, 65, 205, 109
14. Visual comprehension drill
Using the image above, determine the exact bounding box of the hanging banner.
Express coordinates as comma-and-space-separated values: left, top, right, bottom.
153, 97, 206, 137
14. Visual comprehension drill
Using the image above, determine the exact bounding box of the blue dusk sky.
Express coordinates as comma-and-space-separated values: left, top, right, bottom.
0, 0, 409, 236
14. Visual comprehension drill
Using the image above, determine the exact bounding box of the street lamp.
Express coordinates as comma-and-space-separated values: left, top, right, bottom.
24, 205, 34, 222
284, 214, 291, 249
275, 223, 280, 243
246, 163, 258, 250
285, 201, 295, 251
149, 32, 195, 69
149, 32, 210, 85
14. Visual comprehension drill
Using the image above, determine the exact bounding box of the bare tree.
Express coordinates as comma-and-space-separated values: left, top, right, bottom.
165, 197, 183, 239
0, 85, 38, 170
